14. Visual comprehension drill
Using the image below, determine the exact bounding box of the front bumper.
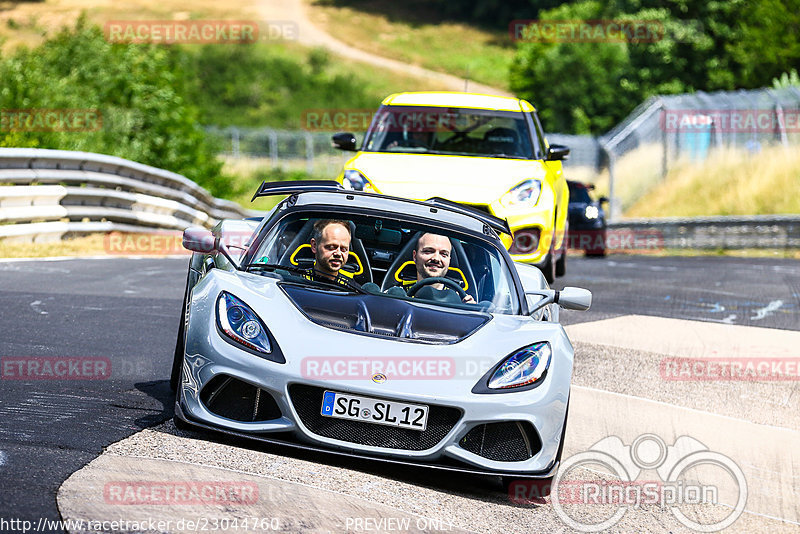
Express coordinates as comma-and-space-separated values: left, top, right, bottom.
174, 400, 559, 480
178, 282, 572, 476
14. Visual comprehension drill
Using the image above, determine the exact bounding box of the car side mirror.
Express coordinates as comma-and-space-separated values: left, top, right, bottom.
182, 227, 240, 269
598, 196, 609, 204
547, 144, 570, 161
557, 287, 592, 311
332, 132, 357, 151
525, 286, 592, 314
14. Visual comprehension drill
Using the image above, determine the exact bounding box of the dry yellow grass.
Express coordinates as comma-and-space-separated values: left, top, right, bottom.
0, 232, 192, 258
0, 0, 262, 51
626, 146, 800, 217
303, 0, 514, 90
588, 143, 665, 211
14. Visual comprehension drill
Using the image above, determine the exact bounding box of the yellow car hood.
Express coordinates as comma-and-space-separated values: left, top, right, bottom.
348, 153, 547, 203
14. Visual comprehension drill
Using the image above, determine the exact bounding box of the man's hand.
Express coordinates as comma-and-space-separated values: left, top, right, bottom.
462, 294, 475, 304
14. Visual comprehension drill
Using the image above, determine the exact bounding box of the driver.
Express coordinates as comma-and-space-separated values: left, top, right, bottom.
387, 128, 433, 150
412, 233, 474, 303
304, 219, 359, 288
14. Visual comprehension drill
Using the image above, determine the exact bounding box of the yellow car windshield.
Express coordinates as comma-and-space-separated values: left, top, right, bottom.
363, 106, 535, 159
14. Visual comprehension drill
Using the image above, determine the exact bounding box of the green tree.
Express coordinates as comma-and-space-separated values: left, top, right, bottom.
0, 17, 229, 196
509, 0, 744, 134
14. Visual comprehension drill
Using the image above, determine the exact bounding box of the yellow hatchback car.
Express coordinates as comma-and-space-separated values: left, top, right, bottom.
332, 92, 570, 283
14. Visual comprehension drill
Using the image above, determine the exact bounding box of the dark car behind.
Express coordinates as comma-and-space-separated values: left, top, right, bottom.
567, 180, 607, 256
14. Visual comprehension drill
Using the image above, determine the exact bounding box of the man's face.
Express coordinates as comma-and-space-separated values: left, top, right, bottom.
310, 223, 350, 278
413, 233, 452, 280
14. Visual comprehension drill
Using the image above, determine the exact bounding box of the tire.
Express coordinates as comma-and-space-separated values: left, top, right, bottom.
555, 248, 567, 277
170, 261, 197, 391
585, 248, 606, 258
555, 219, 567, 277
540, 253, 555, 284
539, 227, 556, 284
169, 282, 189, 392
173, 400, 193, 431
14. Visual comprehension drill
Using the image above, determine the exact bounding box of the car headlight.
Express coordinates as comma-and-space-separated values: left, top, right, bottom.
216, 292, 271, 355
500, 179, 542, 207
488, 342, 552, 389
342, 170, 374, 192
585, 205, 599, 219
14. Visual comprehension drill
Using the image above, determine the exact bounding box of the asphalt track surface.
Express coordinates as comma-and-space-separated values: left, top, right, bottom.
0, 254, 797, 532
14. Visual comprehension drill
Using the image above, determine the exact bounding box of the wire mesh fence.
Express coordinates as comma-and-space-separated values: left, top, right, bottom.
206, 126, 351, 177
599, 86, 800, 218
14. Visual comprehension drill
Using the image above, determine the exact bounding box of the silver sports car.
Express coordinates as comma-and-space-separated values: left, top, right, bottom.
171, 180, 591, 491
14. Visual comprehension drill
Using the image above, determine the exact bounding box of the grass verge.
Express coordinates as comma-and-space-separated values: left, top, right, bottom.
304, 0, 514, 91
625, 146, 800, 218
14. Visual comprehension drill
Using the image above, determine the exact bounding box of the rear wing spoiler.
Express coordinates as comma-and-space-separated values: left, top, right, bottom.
250, 180, 512, 236
251, 180, 343, 201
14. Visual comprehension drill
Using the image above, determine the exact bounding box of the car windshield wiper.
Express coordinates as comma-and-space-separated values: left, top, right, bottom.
485, 153, 526, 159
244, 263, 367, 294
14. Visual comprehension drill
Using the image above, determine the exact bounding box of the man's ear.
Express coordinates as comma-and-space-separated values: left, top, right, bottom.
412, 249, 417, 261
310, 238, 317, 254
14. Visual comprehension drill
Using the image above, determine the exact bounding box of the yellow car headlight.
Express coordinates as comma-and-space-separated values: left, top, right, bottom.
500, 179, 542, 207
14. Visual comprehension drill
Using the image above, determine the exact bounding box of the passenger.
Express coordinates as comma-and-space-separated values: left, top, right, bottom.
412, 233, 475, 303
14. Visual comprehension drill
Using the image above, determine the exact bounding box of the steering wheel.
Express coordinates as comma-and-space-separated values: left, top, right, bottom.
406, 277, 467, 299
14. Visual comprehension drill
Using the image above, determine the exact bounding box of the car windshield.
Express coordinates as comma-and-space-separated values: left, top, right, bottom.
248, 211, 520, 315
363, 105, 535, 159
568, 185, 593, 204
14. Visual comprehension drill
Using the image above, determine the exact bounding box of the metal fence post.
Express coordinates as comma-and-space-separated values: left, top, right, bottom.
305, 132, 314, 175
607, 151, 618, 222
232, 127, 240, 158
269, 130, 278, 168
661, 104, 668, 179
776, 104, 789, 146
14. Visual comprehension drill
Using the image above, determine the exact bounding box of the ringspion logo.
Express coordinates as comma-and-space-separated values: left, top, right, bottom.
546, 434, 747, 532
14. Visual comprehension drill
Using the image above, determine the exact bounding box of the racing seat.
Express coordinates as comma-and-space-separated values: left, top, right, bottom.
483, 127, 521, 156
379, 231, 477, 301
277, 219, 373, 285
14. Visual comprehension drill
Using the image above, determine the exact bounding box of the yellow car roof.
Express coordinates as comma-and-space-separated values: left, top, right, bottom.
382, 92, 536, 112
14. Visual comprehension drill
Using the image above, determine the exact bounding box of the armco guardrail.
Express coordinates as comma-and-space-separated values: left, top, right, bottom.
0, 148, 253, 242
609, 214, 800, 249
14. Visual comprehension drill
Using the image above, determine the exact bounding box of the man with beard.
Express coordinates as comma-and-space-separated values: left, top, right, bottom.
305, 219, 359, 287
412, 233, 475, 303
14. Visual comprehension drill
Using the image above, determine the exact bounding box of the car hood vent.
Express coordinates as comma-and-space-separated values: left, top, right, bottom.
280, 285, 490, 344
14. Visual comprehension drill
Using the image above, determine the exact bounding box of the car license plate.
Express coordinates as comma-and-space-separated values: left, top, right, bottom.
321, 391, 429, 431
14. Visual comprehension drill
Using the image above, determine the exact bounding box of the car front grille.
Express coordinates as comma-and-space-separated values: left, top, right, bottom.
288, 384, 462, 451
200, 375, 282, 422
459, 421, 542, 462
